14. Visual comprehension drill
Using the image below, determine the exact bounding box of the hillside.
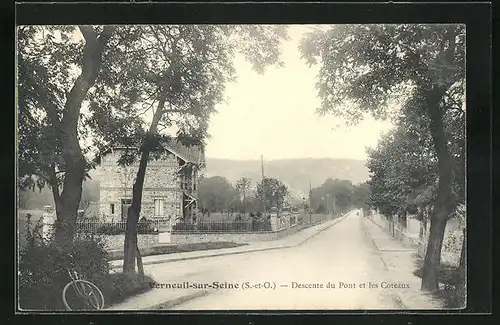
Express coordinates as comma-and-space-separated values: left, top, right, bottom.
203, 158, 370, 199
18, 158, 370, 208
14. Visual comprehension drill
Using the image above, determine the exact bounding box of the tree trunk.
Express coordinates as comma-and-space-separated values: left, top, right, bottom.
421, 86, 454, 292
123, 93, 167, 275
123, 152, 148, 274
52, 26, 115, 246
55, 153, 85, 246
459, 228, 466, 270
455, 228, 466, 307
136, 243, 144, 277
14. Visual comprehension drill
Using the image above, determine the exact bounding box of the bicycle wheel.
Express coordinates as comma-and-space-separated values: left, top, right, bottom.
62, 279, 105, 311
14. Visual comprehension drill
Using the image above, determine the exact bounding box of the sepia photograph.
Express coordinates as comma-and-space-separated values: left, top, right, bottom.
17, 23, 466, 311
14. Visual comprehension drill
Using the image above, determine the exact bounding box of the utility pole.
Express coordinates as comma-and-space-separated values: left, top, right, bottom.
261, 155, 266, 217
309, 181, 312, 223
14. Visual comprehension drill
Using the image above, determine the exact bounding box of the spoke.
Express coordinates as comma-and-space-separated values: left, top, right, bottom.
64, 279, 103, 310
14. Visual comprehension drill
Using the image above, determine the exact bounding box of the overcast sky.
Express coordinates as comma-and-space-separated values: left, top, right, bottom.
68, 25, 394, 161
204, 25, 394, 161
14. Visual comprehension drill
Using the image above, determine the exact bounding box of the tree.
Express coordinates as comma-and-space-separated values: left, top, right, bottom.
18, 25, 116, 245
256, 177, 289, 213
300, 24, 465, 291
86, 25, 289, 274
235, 177, 252, 213
198, 176, 238, 215
310, 178, 354, 213
351, 182, 371, 213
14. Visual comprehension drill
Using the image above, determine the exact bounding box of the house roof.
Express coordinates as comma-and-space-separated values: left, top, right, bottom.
111, 139, 205, 166
167, 140, 205, 165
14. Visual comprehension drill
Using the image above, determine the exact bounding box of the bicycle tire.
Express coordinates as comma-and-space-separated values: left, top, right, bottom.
62, 279, 105, 311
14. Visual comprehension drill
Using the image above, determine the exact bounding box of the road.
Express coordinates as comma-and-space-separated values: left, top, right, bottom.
142, 211, 403, 310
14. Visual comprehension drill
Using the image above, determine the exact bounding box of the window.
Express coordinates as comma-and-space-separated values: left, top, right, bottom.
110, 204, 115, 215
154, 199, 164, 216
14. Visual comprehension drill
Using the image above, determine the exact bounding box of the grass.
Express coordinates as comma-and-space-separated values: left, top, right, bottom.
413, 256, 465, 308
108, 241, 248, 260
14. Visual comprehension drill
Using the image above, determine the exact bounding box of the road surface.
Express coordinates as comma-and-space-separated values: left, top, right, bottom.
143, 211, 403, 310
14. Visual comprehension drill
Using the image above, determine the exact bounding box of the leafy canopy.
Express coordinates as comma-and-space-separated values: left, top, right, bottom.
86, 25, 290, 166
299, 24, 465, 124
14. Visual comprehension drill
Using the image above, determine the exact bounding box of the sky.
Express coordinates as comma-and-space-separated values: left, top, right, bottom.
62, 25, 393, 162
204, 25, 394, 161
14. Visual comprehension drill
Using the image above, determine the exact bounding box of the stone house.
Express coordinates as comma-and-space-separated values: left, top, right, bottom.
98, 141, 205, 224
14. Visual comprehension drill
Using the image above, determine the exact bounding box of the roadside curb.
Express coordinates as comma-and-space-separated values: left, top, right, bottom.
361, 219, 409, 309
111, 246, 290, 270
146, 290, 211, 310
295, 214, 349, 246
111, 214, 350, 270
364, 217, 387, 252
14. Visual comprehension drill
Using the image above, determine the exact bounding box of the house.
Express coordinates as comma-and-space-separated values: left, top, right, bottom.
98, 140, 205, 224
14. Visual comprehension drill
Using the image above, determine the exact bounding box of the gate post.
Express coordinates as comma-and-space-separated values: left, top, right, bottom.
158, 218, 171, 244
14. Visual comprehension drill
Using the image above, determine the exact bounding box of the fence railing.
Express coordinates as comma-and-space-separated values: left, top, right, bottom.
76, 219, 169, 234
172, 220, 272, 233
75, 213, 334, 235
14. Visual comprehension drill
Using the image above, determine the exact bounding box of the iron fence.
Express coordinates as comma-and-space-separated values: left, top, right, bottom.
172, 220, 272, 233
76, 219, 169, 234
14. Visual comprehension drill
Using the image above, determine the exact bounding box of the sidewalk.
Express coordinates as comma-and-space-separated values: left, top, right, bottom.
105, 213, 351, 310
110, 214, 349, 271
363, 218, 445, 309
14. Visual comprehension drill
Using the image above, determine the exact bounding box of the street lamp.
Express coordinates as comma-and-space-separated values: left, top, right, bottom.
321, 197, 325, 221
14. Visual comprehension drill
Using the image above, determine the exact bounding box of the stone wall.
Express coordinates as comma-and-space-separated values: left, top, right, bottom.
369, 211, 465, 267
104, 234, 159, 251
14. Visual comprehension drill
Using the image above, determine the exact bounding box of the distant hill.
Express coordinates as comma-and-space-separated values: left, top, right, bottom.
203, 158, 370, 199
19, 158, 370, 208
18, 178, 100, 210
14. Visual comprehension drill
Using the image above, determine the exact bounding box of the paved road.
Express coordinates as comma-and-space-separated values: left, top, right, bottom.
143, 211, 402, 310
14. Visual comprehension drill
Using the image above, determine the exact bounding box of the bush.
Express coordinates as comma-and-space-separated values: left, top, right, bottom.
251, 216, 272, 231
94, 273, 154, 306
19, 220, 110, 310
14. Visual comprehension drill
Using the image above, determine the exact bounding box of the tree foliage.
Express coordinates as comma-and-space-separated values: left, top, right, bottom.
18, 26, 82, 191
198, 176, 238, 214
18, 25, 116, 244
310, 178, 369, 214
235, 177, 252, 213
367, 88, 465, 216
256, 177, 289, 212
300, 24, 465, 123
